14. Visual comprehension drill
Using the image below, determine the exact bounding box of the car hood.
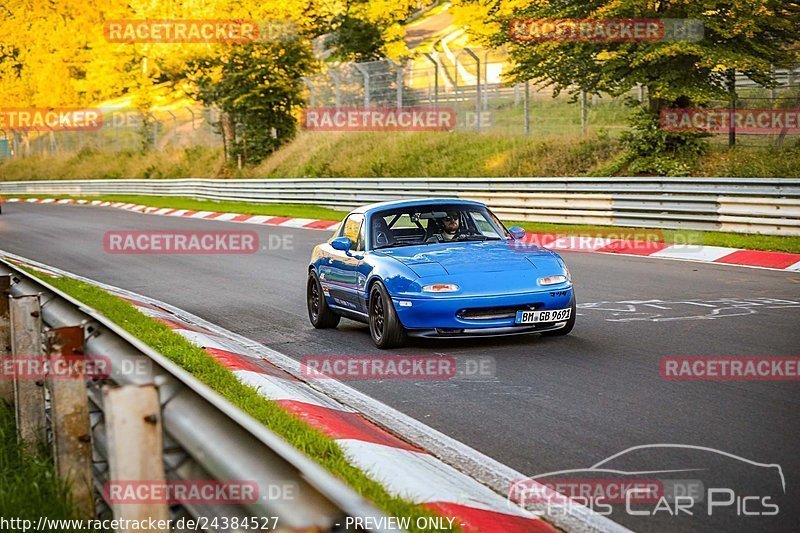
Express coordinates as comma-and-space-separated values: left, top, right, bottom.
375, 240, 557, 276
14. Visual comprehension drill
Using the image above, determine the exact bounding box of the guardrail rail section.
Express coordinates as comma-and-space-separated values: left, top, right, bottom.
2, 177, 799, 235
0, 261, 390, 530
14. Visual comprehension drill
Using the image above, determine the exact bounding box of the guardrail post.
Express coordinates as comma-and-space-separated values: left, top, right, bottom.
104, 384, 169, 527
45, 325, 94, 517
10, 294, 46, 446
0, 275, 11, 404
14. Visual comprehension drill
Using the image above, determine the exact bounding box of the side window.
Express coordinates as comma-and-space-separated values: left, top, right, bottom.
340, 214, 364, 250
355, 221, 365, 251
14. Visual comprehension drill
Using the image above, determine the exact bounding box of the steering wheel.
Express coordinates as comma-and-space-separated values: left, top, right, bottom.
375, 231, 389, 247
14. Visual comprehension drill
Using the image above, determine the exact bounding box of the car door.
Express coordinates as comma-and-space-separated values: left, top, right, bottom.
324, 213, 365, 312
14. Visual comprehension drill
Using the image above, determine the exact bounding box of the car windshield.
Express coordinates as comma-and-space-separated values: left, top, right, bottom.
370, 204, 509, 249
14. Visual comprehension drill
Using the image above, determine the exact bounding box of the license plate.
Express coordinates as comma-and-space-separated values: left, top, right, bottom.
515, 308, 571, 324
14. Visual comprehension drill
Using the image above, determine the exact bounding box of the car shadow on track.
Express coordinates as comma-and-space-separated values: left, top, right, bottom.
335, 321, 591, 354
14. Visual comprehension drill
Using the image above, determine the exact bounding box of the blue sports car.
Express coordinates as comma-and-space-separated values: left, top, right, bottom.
306, 198, 575, 348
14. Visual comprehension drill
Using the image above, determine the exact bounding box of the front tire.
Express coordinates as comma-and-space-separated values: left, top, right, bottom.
307, 271, 340, 329
541, 293, 576, 337
368, 282, 406, 349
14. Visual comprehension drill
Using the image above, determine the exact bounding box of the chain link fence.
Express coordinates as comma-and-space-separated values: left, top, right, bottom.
301, 47, 639, 136
1, 52, 797, 160
303, 49, 800, 145
0, 106, 223, 159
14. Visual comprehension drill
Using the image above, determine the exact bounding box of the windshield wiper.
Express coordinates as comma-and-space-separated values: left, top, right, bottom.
373, 242, 422, 250
461, 236, 503, 242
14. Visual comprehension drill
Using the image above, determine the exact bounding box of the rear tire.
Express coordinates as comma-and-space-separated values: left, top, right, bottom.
541, 293, 576, 337
307, 271, 340, 329
368, 282, 406, 349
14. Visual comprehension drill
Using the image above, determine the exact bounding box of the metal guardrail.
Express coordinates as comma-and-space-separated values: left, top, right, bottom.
0, 259, 388, 531
2, 177, 799, 235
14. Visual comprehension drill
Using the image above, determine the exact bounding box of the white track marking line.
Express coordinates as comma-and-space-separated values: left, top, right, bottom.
279, 218, 317, 228
338, 439, 531, 516
650, 245, 738, 262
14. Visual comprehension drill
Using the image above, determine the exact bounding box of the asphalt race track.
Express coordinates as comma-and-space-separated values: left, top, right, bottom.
2, 202, 799, 532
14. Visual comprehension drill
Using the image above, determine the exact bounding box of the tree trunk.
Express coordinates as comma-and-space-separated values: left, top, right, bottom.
220, 111, 236, 162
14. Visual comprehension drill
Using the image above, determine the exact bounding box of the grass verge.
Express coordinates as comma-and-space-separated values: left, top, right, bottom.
22, 268, 453, 532
0, 146, 225, 181
0, 404, 84, 529
1, 133, 799, 181
7, 194, 800, 253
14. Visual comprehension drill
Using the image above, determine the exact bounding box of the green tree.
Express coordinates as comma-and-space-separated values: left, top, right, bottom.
330, 14, 386, 61
183, 37, 316, 165
486, 0, 800, 173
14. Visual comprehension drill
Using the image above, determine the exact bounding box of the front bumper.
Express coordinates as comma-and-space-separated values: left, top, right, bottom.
406, 322, 569, 338
392, 286, 573, 332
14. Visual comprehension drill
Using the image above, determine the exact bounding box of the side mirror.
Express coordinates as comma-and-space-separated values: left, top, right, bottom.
331, 236, 352, 251
508, 226, 526, 240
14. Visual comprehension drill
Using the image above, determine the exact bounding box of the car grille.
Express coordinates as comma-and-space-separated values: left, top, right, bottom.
456, 303, 542, 320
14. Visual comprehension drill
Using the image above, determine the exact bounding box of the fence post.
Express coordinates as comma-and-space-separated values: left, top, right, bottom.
581, 90, 588, 136
423, 53, 439, 110
185, 106, 197, 145
45, 325, 94, 517
354, 64, 370, 108
728, 70, 736, 148
167, 110, 178, 147
770, 64, 777, 103
524, 81, 530, 135
0, 275, 11, 404
387, 59, 403, 109
150, 114, 159, 150
483, 49, 490, 111
464, 48, 481, 131
47, 127, 57, 155
10, 294, 46, 446
329, 70, 342, 109
301, 76, 316, 108
103, 384, 169, 527
33, 127, 41, 156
